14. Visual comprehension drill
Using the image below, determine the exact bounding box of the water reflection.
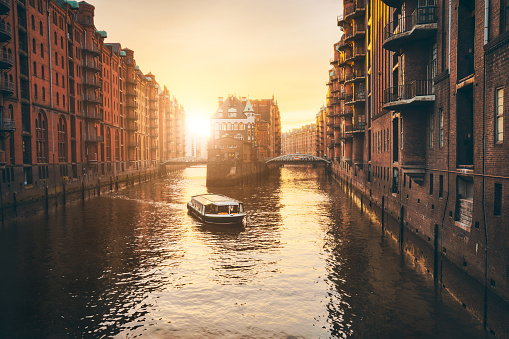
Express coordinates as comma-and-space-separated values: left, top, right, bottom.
0, 166, 490, 338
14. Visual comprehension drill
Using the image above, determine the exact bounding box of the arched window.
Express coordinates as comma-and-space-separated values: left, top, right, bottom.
221, 122, 226, 131
227, 122, 232, 131
35, 111, 48, 163
57, 117, 67, 163
33, 61, 37, 76
39, 21, 43, 36
215, 122, 220, 130
8, 105, 13, 120
42, 87, 45, 101
31, 15, 35, 30
106, 128, 111, 162
34, 84, 38, 98
40, 43, 44, 57
233, 123, 239, 130
239, 123, 244, 130
32, 38, 36, 53
56, 92, 59, 106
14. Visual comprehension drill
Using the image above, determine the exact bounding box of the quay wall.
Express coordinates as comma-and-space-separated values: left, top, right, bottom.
330, 162, 509, 338
0, 164, 185, 222
206, 161, 277, 187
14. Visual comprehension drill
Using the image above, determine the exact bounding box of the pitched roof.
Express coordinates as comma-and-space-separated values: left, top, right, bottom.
211, 96, 247, 119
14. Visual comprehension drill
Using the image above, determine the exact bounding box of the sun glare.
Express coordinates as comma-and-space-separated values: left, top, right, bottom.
187, 115, 211, 138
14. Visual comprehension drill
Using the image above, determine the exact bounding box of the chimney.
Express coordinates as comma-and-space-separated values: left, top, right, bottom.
241, 97, 247, 104
218, 97, 223, 107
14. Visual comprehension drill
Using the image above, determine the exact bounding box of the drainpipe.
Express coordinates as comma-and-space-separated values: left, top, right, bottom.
482, 5, 489, 328
47, 0, 55, 164
448, 0, 451, 73
484, 0, 490, 45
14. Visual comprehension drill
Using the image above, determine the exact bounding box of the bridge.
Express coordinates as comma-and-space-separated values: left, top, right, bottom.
161, 157, 208, 166
265, 154, 331, 164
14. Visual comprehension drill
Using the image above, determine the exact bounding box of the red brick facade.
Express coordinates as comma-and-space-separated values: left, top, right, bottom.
327, 0, 509, 306
0, 0, 185, 191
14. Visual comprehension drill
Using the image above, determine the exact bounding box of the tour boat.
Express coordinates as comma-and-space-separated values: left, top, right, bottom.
187, 194, 246, 225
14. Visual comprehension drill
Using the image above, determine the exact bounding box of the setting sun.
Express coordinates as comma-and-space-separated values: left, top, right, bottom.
187, 113, 211, 138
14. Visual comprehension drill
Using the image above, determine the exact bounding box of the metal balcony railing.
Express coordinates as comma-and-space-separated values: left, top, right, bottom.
383, 80, 434, 104
1, 118, 15, 131
384, 6, 437, 42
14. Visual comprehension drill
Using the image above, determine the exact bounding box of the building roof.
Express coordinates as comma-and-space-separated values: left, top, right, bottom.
211, 96, 248, 119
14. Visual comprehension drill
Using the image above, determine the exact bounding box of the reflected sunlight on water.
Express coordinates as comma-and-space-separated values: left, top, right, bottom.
0, 166, 489, 338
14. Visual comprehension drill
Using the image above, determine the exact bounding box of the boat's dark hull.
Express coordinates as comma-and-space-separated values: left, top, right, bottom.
187, 204, 245, 225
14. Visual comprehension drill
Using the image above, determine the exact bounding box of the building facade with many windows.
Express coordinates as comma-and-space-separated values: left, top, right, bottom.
0, 0, 185, 192
282, 123, 316, 155
327, 0, 509, 312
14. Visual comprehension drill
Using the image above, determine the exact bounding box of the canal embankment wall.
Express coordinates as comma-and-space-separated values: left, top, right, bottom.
330, 162, 509, 338
206, 161, 277, 186
0, 163, 186, 222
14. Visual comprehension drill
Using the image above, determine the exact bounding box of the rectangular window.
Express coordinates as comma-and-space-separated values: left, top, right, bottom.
494, 183, 502, 216
400, 117, 404, 150
439, 175, 444, 198
430, 112, 434, 148
430, 173, 434, 195
439, 108, 444, 148
503, 0, 509, 33
496, 88, 503, 143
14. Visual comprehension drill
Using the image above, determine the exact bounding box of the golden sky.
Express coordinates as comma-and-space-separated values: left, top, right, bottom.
93, 0, 342, 136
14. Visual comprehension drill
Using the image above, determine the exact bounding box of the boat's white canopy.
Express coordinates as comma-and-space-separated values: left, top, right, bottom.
192, 194, 241, 206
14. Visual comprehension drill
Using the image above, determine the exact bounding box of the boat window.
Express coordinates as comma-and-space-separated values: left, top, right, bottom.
229, 205, 239, 214
239, 203, 244, 213
218, 205, 229, 214
204, 205, 213, 214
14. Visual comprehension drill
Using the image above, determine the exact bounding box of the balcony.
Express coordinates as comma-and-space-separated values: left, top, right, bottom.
344, 23, 366, 42
345, 121, 366, 134
82, 77, 102, 88
1, 118, 15, 132
0, 0, 10, 15
383, 6, 437, 52
346, 46, 366, 64
345, 91, 366, 106
344, 0, 366, 21
383, 80, 434, 109
345, 70, 366, 84
82, 108, 103, 121
0, 80, 14, 96
85, 134, 104, 143
82, 59, 101, 72
126, 89, 136, 97
126, 112, 139, 120
0, 21, 12, 42
337, 15, 345, 27
0, 52, 13, 69
381, 0, 402, 7
83, 94, 102, 104
126, 78, 137, 85
82, 43, 101, 55
126, 122, 138, 131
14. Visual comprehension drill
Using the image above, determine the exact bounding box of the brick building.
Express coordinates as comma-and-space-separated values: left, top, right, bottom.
327, 0, 509, 309
0, 0, 185, 192
282, 123, 316, 155
209, 95, 281, 160
315, 105, 331, 159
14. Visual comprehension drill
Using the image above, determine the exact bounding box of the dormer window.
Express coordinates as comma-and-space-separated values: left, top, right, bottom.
228, 112, 236, 117
218, 113, 223, 117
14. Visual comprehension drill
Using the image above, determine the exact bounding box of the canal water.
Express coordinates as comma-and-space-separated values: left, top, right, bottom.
0, 166, 491, 338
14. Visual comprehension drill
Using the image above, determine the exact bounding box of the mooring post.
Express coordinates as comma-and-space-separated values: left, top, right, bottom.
98, 179, 101, 196
45, 186, 49, 211
63, 181, 66, 206
13, 192, 17, 217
